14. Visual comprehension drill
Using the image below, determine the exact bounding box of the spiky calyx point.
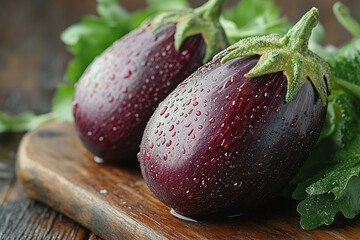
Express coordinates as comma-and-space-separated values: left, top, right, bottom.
147, 0, 228, 63
215, 7, 330, 106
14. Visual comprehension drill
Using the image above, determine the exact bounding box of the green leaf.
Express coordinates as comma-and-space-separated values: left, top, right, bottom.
51, 85, 75, 122
61, 16, 130, 84
222, 0, 291, 44
0, 112, 53, 133
97, 0, 130, 26
298, 175, 360, 230
146, 0, 189, 11
331, 42, 360, 88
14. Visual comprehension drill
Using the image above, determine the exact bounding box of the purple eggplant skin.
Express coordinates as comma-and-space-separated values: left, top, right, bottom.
73, 23, 205, 163
138, 55, 328, 218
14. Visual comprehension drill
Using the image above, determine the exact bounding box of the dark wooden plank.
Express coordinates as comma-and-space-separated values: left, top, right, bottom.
0, 198, 90, 240
0, 133, 98, 240
16, 120, 360, 240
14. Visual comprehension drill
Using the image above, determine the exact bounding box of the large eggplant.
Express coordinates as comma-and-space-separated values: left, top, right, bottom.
73, 0, 227, 163
138, 8, 330, 217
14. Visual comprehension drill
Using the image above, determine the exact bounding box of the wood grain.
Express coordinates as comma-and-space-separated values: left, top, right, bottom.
16, 120, 360, 240
0, 132, 97, 240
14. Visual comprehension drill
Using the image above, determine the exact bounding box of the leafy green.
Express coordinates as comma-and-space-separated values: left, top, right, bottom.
286, 39, 360, 229
221, 0, 291, 44
0, 112, 53, 133
298, 175, 360, 230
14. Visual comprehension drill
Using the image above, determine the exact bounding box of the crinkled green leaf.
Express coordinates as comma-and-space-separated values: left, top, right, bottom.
306, 167, 360, 199
324, 89, 359, 148
298, 175, 360, 230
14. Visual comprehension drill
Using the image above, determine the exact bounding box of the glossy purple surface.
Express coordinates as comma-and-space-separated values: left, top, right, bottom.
139, 55, 327, 217
73, 23, 206, 163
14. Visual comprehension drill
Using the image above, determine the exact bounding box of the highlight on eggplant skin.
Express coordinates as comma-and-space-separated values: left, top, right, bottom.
138, 55, 328, 218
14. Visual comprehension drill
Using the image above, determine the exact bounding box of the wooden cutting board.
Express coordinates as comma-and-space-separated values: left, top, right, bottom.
16, 121, 360, 240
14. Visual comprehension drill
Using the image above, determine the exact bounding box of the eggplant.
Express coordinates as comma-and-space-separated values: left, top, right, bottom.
138, 8, 331, 217
73, 0, 227, 163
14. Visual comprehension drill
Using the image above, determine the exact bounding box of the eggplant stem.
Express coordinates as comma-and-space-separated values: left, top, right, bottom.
281, 7, 318, 53
214, 7, 331, 106
195, 0, 227, 22
148, 0, 228, 63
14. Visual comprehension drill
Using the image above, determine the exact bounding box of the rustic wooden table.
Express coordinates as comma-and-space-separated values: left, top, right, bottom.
0, 0, 359, 239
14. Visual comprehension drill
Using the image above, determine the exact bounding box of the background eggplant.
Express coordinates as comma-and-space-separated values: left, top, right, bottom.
138, 8, 331, 217
73, 0, 227, 163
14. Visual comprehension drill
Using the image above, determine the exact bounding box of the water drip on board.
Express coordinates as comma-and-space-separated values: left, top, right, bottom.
170, 209, 198, 222
94, 156, 104, 163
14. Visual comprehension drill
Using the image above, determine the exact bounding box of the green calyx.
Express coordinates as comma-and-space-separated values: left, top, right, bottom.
215, 7, 330, 106
148, 0, 228, 63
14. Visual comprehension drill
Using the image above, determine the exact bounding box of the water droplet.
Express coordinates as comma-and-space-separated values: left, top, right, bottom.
185, 190, 194, 199
291, 115, 299, 128
94, 156, 104, 163
209, 118, 215, 123
160, 106, 168, 116
164, 154, 168, 160
73, 102, 78, 110
169, 125, 174, 131
108, 96, 114, 103
99, 136, 104, 142
188, 129, 194, 136
193, 101, 198, 106
234, 181, 243, 190
123, 87, 128, 93
166, 140, 172, 147
87, 131, 93, 136
100, 189, 107, 194
124, 70, 132, 78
